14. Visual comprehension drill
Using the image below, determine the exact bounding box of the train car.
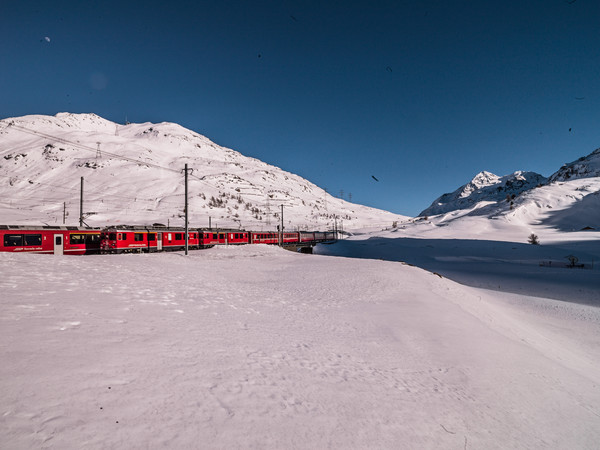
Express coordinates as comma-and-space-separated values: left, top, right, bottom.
250, 232, 279, 245
299, 231, 315, 243
161, 229, 200, 251
323, 231, 336, 242
199, 231, 224, 247
100, 227, 150, 253
198, 229, 248, 247
100, 227, 199, 253
0, 226, 101, 255
313, 232, 326, 242
66, 229, 102, 254
226, 231, 250, 245
282, 232, 300, 244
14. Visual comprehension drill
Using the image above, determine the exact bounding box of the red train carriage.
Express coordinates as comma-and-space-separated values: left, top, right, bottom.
161, 229, 200, 251
227, 231, 250, 245
282, 232, 300, 244
100, 227, 200, 253
198, 231, 225, 247
299, 231, 315, 243
250, 232, 279, 245
198, 230, 250, 247
0, 226, 101, 255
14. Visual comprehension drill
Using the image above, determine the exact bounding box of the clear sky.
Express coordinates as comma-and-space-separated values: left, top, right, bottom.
2, 0, 599, 216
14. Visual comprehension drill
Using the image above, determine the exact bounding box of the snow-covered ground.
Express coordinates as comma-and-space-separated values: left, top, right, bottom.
317, 232, 600, 305
2, 244, 600, 449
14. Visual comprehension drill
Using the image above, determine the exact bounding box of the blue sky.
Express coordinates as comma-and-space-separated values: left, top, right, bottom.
2, 0, 599, 216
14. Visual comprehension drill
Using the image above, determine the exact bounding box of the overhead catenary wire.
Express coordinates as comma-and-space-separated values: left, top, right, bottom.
5, 121, 222, 192
6, 123, 182, 175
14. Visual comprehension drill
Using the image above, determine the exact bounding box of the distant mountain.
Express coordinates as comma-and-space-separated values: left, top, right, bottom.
0, 113, 406, 229
420, 170, 547, 217
417, 147, 600, 233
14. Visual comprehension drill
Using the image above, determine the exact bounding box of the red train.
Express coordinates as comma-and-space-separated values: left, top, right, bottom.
0, 225, 336, 255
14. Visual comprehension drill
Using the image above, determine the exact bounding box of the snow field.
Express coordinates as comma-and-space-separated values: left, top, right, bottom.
1, 245, 600, 449
316, 235, 600, 304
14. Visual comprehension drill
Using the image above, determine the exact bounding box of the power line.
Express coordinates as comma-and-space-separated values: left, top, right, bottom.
6, 123, 182, 175
5, 122, 226, 195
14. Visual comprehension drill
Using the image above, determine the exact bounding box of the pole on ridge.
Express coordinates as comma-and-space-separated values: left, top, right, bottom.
79, 177, 83, 227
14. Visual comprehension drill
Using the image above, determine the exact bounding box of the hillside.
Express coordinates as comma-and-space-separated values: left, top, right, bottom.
0, 113, 406, 230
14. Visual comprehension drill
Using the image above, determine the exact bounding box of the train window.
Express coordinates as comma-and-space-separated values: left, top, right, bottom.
175, 233, 182, 240
134, 233, 144, 242
219, 234, 224, 240
70, 234, 85, 245
109, 233, 116, 240
24, 234, 42, 246
148, 234, 156, 242
86, 234, 101, 243
4, 234, 24, 246
122, 233, 128, 240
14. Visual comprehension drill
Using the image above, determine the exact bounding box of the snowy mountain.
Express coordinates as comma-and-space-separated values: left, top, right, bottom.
0, 113, 406, 229
548, 148, 600, 182
417, 147, 600, 230
419, 170, 547, 217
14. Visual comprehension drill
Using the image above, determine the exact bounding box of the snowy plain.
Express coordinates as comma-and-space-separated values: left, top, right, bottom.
2, 242, 600, 449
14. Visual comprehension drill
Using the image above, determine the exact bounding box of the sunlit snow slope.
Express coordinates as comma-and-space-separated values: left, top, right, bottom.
0, 113, 406, 230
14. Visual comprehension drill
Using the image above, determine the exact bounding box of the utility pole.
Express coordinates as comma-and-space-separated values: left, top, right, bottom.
334, 215, 337, 241
266, 196, 271, 227
79, 177, 84, 227
279, 204, 284, 246
184, 164, 189, 255
63, 202, 66, 225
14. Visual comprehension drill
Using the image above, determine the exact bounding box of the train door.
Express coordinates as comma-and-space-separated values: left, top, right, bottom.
54, 234, 64, 255
157, 232, 163, 251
